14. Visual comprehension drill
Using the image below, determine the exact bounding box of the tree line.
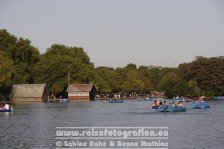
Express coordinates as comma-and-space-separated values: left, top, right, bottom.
0, 29, 223, 99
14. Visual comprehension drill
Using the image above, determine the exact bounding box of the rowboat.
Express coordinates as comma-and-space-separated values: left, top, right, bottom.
0, 103, 13, 112
215, 96, 223, 101
152, 105, 159, 109
0, 109, 13, 112
191, 102, 210, 109
0, 108, 13, 112
138, 97, 152, 101
158, 105, 186, 112
109, 99, 124, 103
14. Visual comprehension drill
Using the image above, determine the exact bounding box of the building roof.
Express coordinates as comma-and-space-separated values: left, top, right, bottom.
66, 84, 94, 92
10, 84, 47, 98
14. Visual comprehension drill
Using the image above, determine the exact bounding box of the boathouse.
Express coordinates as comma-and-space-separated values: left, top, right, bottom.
66, 84, 96, 101
10, 84, 49, 102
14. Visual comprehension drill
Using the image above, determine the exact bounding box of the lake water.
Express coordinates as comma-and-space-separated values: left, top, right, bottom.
0, 100, 224, 149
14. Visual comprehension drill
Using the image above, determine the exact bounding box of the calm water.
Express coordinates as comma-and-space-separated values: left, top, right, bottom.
0, 100, 224, 149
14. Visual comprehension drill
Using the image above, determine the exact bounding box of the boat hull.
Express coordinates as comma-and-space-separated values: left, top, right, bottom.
152, 106, 159, 109
191, 102, 210, 109
158, 105, 186, 112
138, 98, 152, 101
0, 109, 13, 112
109, 100, 124, 103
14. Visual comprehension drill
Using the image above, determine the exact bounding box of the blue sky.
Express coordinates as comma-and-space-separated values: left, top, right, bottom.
0, 0, 224, 68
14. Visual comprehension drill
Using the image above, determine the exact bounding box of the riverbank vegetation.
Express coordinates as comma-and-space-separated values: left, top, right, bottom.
0, 29, 223, 98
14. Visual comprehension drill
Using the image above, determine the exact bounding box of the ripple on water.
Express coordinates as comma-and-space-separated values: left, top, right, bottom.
0, 100, 224, 149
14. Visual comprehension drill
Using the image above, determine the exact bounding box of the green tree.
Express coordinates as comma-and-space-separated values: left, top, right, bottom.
179, 56, 224, 95
0, 29, 40, 84
94, 66, 121, 93
0, 52, 14, 86
158, 71, 179, 98
33, 44, 94, 96
187, 79, 201, 97
116, 65, 145, 93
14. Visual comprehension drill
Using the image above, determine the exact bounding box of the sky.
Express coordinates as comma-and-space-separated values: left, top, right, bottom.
0, 0, 224, 68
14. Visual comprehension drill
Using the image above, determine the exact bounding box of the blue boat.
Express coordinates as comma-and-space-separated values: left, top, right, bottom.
0, 108, 13, 112
191, 102, 210, 109
152, 105, 159, 109
158, 105, 186, 112
109, 99, 124, 103
215, 96, 222, 101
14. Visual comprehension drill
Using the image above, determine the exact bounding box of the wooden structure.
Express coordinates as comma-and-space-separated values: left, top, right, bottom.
10, 84, 49, 102
66, 84, 96, 101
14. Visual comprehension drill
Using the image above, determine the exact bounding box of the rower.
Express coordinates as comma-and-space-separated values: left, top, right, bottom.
4, 103, 10, 110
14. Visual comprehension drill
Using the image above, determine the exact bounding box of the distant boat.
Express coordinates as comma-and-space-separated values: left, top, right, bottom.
109, 99, 124, 103
59, 98, 70, 103
175, 98, 191, 102
215, 96, 222, 101
138, 97, 152, 101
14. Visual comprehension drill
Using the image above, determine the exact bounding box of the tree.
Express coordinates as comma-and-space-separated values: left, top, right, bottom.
116, 66, 145, 93
0, 29, 40, 84
179, 56, 224, 95
158, 71, 179, 98
0, 52, 14, 86
0, 29, 40, 98
187, 79, 201, 97
33, 44, 94, 96
126, 63, 137, 69
94, 66, 121, 93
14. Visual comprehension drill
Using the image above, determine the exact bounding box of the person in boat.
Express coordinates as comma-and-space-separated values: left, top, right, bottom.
163, 101, 168, 111
195, 97, 200, 104
2, 103, 10, 110
200, 96, 205, 102
0, 103, 4, 109
0, 103, 4, 107
152, 100, 159, 107
177, 101, 183, 107
117, 94, 121, 99
171, 101, 176, 106
196, 96, 204, 104
114, 94, 117, 100
159, 100, 163, 106
146, 96, 150, 100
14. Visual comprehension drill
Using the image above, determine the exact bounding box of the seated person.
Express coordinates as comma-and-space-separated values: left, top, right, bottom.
152, 100, 158, 106
171, 101, 175, 106
159, 100, 163, 106
163, 101, 168, 110
4, 103, 10, 110
177, 101, 183, 106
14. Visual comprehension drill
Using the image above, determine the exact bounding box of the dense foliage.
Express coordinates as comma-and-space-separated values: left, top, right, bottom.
33, 44, 94, 96
0, 29, 223, 98
0, 29, 40, 98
